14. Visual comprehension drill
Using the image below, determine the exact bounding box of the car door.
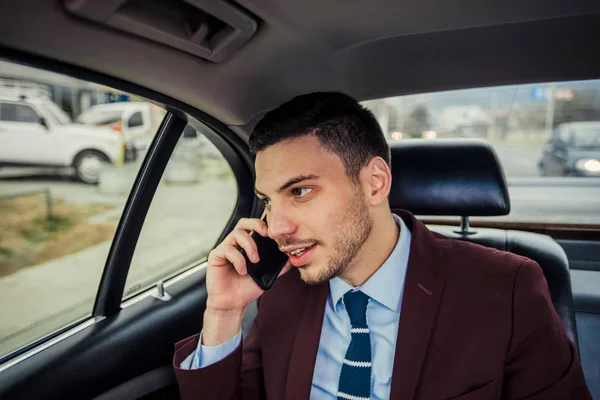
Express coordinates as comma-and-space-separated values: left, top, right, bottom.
0, 102, 56, 165
0, 59, 257, 400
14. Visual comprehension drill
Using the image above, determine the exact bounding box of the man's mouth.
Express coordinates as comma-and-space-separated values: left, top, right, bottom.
290, 247, 310, 256
282, 243, 316, 256
281, 243, 318, 267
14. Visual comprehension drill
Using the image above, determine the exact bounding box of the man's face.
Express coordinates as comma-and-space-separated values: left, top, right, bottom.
255, 135, 373, 285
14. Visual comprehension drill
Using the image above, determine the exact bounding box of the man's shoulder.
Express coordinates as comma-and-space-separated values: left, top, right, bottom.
425, 236, 544, 335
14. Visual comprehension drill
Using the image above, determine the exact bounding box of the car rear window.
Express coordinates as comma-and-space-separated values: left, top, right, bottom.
569, 126, 600, 148
362, 79, 600, 225
128, 111, 143, 128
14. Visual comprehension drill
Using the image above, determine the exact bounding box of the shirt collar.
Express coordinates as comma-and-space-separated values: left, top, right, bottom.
329, 214, 412, 313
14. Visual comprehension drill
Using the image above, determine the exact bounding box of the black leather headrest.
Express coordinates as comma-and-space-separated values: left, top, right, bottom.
389, 139, 510, 216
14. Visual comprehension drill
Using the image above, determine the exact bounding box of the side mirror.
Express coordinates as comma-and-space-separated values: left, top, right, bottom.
39, 117, 49, 129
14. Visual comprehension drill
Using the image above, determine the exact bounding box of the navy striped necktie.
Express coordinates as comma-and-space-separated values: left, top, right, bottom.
337, 290, 372, 400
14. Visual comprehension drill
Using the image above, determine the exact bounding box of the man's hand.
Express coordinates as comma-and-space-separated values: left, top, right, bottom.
202, 218, 291, 346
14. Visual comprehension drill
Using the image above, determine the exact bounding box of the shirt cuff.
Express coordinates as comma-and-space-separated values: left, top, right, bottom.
179, 330, 242, 370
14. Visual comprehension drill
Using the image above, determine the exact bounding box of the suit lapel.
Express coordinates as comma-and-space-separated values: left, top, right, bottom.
390, 212, 447, 399
285, 282, 329, 400
282, 211, 447, 399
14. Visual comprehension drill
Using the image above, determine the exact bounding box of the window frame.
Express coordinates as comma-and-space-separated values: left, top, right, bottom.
0, 51, 258, 366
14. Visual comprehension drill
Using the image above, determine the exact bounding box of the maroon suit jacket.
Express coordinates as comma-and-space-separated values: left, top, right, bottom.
173, 211, 590, 399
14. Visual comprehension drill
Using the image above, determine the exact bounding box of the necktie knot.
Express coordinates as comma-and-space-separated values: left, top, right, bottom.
343, 290, 370, 326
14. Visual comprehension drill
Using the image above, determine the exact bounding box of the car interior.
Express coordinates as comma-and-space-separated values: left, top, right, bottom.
0, 0, 599, 399
388, 139, 580, 346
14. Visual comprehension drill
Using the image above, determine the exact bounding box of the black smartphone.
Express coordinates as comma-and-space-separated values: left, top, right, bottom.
241, 215, 289, 291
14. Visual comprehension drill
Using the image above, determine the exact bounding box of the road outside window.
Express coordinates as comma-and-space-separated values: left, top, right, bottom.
363, 80, 600, 224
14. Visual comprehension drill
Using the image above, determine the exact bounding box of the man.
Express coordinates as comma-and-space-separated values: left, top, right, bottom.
173, 92, 590, 399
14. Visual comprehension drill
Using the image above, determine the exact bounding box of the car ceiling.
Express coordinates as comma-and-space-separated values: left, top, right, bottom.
0, 0, 599, 140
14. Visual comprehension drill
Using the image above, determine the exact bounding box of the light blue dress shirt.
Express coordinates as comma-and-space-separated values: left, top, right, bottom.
180, 214, 412, 400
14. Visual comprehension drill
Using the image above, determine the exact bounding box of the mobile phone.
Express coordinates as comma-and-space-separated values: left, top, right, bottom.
241, 215, 289, 290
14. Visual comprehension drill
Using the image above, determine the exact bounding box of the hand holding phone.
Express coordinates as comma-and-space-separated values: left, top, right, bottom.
203, 212, 292, 345
205, 212, 290, 310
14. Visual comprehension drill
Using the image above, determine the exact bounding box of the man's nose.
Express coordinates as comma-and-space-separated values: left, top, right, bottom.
267, 209, 297, 239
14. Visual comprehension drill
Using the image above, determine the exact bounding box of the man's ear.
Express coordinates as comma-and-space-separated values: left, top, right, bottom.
361, 157, 392, 207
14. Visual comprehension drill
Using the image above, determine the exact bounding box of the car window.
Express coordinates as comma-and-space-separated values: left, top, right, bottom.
0, 103, 40, 123
0, 61, 165, 358
362, 79, 600, 225
123, 125, 237, 298
128, 111, 143, 128
0, 103, 17, 121
570, 126, 600, 148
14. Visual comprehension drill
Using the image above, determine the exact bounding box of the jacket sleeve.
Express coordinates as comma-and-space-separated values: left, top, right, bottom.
173, 301, 265, 400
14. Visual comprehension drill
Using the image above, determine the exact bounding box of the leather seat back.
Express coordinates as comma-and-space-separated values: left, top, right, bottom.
389, 139, 578, 348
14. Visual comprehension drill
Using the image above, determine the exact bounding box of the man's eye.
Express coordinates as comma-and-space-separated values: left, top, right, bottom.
292, 187, 312, 198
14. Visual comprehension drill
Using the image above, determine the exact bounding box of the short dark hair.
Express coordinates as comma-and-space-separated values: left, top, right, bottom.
249, 92, 391, 182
